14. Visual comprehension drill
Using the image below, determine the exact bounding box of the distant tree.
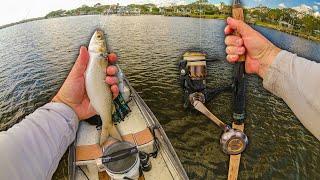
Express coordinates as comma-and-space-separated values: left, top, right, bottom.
152, 7, 160, 14
45, 9, 65, 18
302, 15, 316, 34
204, 5, 219, 15
267, 9, 281, 22
197, 0, 209, 3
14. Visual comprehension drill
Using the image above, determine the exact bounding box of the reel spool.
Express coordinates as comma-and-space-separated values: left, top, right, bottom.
179, 51, 232, 108
179, 51, 207, 108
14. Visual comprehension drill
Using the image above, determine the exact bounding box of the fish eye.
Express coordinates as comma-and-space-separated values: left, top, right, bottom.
97, 35, 102, 39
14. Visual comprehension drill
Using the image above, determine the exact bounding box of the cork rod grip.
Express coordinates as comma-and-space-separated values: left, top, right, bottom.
232, 6, 245, 62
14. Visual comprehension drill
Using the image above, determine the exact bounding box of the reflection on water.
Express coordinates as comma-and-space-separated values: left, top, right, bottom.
255, 26, 320, 62
0, 15, 319, 179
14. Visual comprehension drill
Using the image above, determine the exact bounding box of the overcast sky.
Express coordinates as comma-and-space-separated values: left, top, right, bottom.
1, 0, 319, 26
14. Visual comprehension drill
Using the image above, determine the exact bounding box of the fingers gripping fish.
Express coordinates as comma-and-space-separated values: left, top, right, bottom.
85, 30, 122, 145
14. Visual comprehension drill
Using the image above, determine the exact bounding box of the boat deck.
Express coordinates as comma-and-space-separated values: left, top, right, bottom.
73, 86, 184, 179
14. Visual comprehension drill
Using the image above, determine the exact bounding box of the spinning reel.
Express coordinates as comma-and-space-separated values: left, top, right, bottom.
179, 51, 232, 108
179, 51, 248, 155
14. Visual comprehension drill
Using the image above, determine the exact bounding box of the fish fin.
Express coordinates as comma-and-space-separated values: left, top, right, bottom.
109, 125, 122, 141
99, 129, 109, 146
112, 104, 116, 114
99, 124, 122, 145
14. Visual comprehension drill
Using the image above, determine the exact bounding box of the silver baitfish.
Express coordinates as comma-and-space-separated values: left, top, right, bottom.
85, 30, 122, 145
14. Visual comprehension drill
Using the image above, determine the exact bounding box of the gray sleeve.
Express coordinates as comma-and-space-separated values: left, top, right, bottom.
0, 102, 79, 180
263, 50, 320, 141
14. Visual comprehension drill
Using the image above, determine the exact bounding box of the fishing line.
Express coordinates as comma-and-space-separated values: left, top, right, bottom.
24, 9, 31, 21
99, 5, 113, 31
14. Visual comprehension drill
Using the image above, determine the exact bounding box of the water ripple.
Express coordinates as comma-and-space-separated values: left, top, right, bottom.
0, 15, 319, 179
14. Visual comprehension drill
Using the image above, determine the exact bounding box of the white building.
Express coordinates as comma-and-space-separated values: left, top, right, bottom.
293, 4, 313, 15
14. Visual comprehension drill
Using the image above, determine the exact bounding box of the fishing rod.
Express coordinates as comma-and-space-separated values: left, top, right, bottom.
228, 1, 247, 179
232, 0, 246, 124
178, 0, 249, 156
179, 50, 248, 155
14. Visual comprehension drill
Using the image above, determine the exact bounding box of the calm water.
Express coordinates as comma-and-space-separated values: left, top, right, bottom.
0, 15, 320, 179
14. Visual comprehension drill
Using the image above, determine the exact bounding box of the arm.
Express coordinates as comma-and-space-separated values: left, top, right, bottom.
0, 47, 120, 179
0, 103, 78, 180
224, 17, 320, 140
263, 51, 320, 140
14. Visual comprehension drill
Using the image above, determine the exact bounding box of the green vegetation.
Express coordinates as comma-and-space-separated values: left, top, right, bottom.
160, 1, 320, 40
44, 1, 320, 42
45, 4, 112, 18
162, 1, 230, 20
44, 3, 162, 18
243, 6, 320, 40
3, 1, 319, 41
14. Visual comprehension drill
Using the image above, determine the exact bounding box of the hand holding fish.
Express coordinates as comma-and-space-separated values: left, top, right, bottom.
105, 52, 120, 99
52, 46, 119, 120
224, 17, 281, 79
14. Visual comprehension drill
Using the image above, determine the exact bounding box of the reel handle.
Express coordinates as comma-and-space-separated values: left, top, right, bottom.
191, 100, 228, 130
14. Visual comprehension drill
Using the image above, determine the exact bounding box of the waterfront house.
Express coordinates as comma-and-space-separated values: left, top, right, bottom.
314, 30, 320, 35
117, 6, 141, 16
279, 21, 294, 29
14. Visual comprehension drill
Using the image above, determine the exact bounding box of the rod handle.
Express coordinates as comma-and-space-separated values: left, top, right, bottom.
232, 5, 245, 62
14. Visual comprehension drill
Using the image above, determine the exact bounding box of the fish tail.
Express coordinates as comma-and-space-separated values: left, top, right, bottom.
99, 124, 122, 145
99, 127, 109, 146
109, 125, 122, 141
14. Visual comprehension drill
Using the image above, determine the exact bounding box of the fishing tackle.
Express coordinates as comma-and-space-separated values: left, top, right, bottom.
189, 93, 248, 155
179, 51, 248, 155
178, 51, 232, 108
139, 152, 152, 172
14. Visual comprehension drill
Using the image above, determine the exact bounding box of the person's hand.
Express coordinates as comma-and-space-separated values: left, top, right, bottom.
105, 52, 120, 99
224, 17, 281, 79
52, 46, 119, 120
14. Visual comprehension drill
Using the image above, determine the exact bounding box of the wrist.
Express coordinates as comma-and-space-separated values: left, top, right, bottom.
52, 95, 77, 117
52, 95, 66, 105
257, 45, 281, 79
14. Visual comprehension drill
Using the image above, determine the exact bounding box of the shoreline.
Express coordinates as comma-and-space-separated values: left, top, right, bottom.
1, 14, 319, 42
0, 17, 45, 30
164, 14, 320, 42
254, 21, 320, 42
